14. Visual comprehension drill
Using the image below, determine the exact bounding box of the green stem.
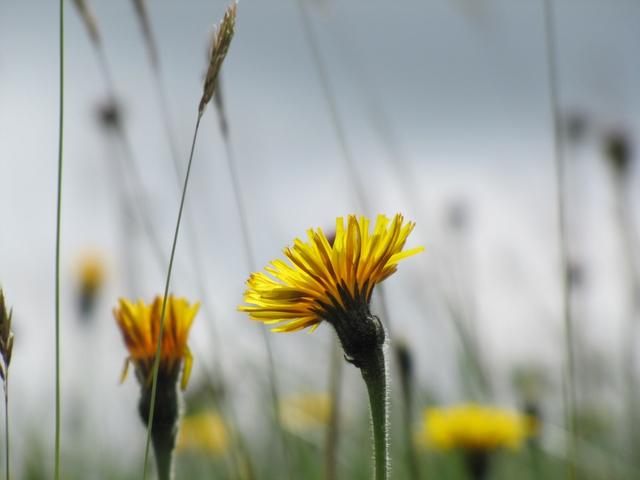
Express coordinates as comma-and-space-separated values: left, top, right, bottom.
542, 0, 576, 476
398, 362, 420, 480
4, 380, 8, 480
142, 112, 202, 479
213, 86, 290, 479
361, 347, 389, 480
55, 0, 64, 478
324, 339, 343, 480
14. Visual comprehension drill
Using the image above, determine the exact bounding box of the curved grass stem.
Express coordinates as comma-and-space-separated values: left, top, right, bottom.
142, 113, 202, 479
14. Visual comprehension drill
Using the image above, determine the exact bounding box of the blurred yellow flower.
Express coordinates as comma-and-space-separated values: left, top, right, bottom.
113, 296, 199, 390
76, 253, 106, 316
421, 404, 529, 452
77, 253, 106, 293
239, 214, 423, 333
280, 393, 332, 434
176, 411, 227, 456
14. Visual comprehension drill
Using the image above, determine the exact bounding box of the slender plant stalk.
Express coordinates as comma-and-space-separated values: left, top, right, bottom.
4, 381, 8, 480
128, 0, 229, 383
612, 173, 640, 461
291, 7, 397, 478
324, 339, 343, 480
293, 0, 366, 210
212, 80, 292, 479
542, 0, 576, 476
77, 0, 230, 391
142, 113, 203, 479
54, 1, 64, 478
361, 347, 390, 480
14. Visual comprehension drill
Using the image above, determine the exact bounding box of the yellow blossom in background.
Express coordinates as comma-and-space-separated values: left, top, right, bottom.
239, 214, 423, 333
279, 393, 332, 434
176, 411, 228, 456
421, 404, 529, 452
77, 252, 106, 293
113, 296, 199, 390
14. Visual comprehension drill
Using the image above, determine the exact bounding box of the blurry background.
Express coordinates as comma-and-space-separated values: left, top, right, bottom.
0, 0, 639, 478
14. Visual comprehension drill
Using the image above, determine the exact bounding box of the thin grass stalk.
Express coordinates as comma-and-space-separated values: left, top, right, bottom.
325, 18, 420, 208
291, 0, 397, 337
292, 4, 395, 478
542, 0, 576, 476
3, 382, 7, 480
0, 295, 12, 480
142, 113, 203, 479
100, 110, 243, 479
293, 0, 366, 211
612, 170, 640, 462
143, 7, 237, 477
74, 4, 233, 420
128, 0, 231, 394
395, 343, 419, 480
324, 340, 343, 480
54, 1, 64, 479
212, 79, 292, 479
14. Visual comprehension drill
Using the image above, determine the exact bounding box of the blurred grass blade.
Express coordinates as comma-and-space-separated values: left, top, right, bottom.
142, 4, 237, 478
542, 0, 577, 476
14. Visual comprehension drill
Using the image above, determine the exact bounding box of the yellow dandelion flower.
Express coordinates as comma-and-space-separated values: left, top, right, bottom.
114, 296, 199, 390
279, 393, 332, 434
176, 411, 228, 456
421, 404, 530, 452
239, 214, 422, 349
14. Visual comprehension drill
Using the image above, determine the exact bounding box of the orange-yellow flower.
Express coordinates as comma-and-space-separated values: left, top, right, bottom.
239, 214, 423, 333
114, 296, 199, 390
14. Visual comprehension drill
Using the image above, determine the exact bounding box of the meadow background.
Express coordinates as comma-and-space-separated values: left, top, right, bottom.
0, 0, 639, 478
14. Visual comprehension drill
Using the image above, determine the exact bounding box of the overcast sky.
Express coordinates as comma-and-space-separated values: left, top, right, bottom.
0, 0, 639, 469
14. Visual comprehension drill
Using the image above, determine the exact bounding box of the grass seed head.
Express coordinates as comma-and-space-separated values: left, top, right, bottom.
199, 2, 237, 115
0, 289, 14, 381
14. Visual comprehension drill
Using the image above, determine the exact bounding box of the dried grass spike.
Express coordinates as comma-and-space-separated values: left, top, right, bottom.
199, 2, 237, 115
72, 0, 101, 46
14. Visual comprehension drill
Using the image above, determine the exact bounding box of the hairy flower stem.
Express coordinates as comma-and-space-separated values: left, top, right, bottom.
360, 347, 389, 480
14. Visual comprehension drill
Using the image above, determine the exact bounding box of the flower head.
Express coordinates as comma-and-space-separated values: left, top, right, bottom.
421, 404, 530, 452
279, 393, 332, 435
239, 214, 422, 368
114, 296, 199, 390
176, 411, 228, 456
240, 214, 423, 333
